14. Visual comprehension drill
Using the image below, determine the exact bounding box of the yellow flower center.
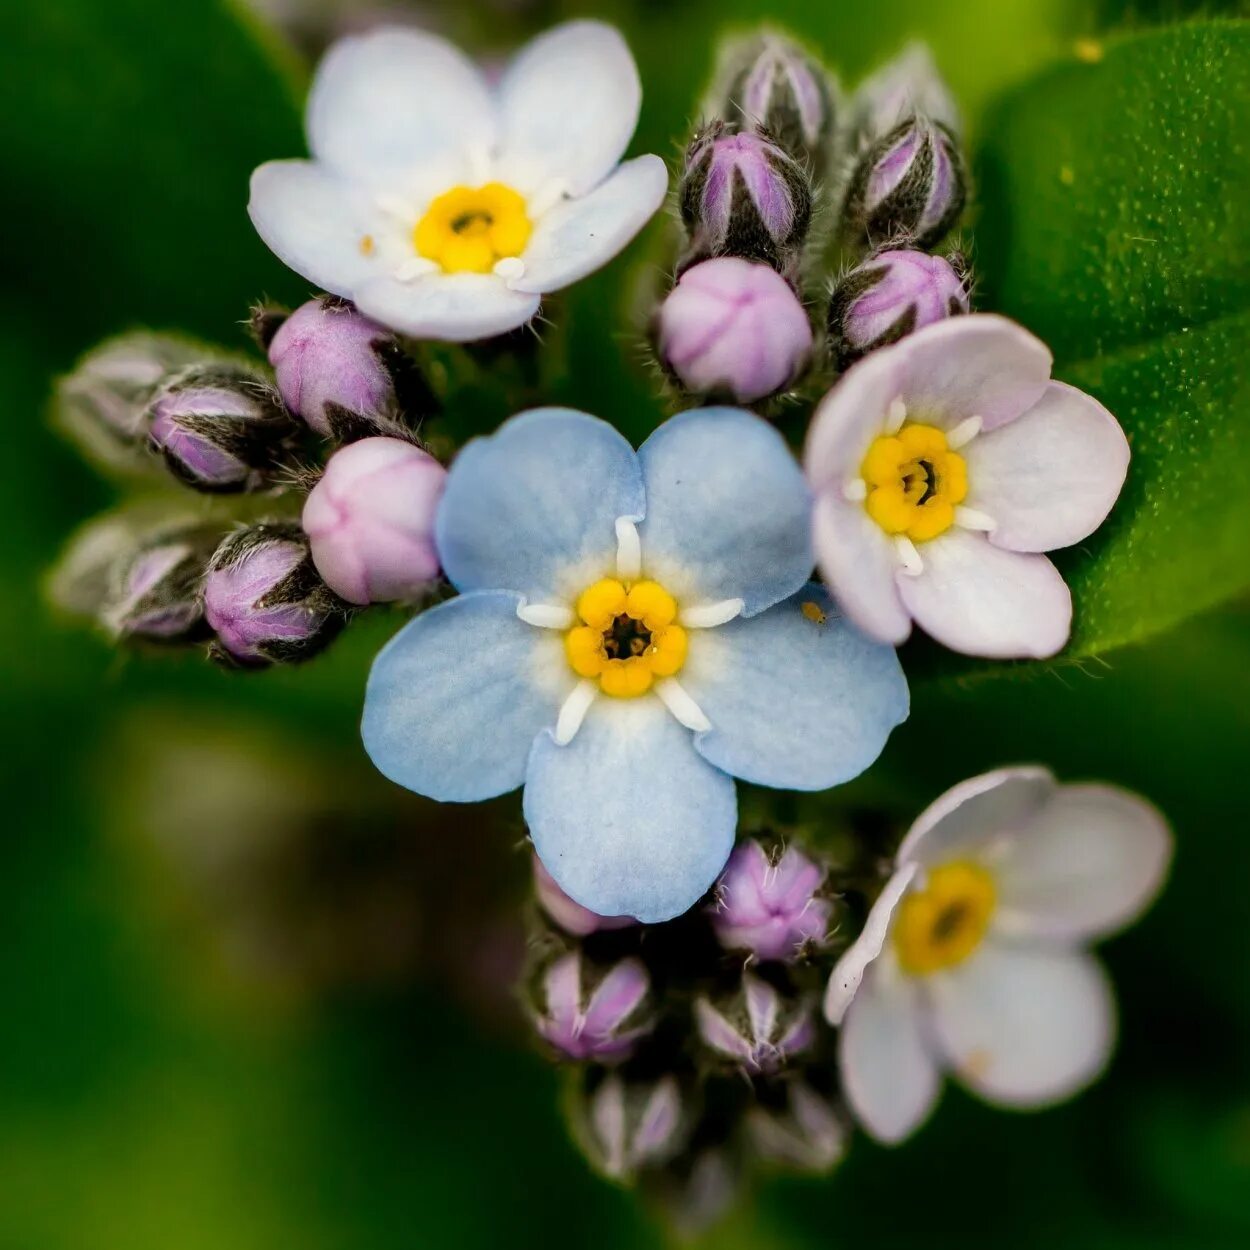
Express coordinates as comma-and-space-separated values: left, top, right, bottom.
862, 422, 968, 542
413, 183, 532, 274
894, 861, 996, 976
564, 578, 688, 699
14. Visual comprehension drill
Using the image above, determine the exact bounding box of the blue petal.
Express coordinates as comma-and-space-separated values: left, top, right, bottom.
435, 408, 645, 601
362, 590, 572, 802
682, 585, 909, 790
524, 696, 737, 923
636, 407, 812, 616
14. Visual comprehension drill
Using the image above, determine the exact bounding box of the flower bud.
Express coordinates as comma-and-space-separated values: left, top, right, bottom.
655, 258, 813, 404
204, 523, 347, 667
842, 116, 966, 250
709, 840, 831, 962
103, 526, 220, 642
694, 974, 815, 1075
679, 123, 812, 274
267, 297, 430, 440
852, 42, 960, 142
828, 247, 970, 369
716, 33, 837, 168
532, 950, 653, 1064
746, 1082, 846, 1173
147, 365, 295, 493
301, 437, 446, 605
575, 1074, 686, 1180
532, 855, 635, 937
54, 334, 203, 472
643, 1148, 738, 1237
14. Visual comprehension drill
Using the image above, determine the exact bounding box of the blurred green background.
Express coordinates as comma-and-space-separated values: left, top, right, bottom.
1, 0, 1248, 1245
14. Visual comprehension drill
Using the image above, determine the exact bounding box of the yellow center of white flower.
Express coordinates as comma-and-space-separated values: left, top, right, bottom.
413, 183, 533, 274
894, 861, 996, 976
564, 578, 689, 699
862, 422, 968, 542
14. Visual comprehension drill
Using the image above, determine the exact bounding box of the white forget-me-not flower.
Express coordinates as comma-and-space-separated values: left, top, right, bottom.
362, 407, 909, 922
249, 21, 668, 342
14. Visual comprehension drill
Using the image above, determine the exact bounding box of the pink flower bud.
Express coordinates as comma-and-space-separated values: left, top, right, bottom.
694, 974, 815, 1075
302, 437, 446, 605
533, 951, 654, 1064
656, 258, 813, 403
709, 840, 831, 962
533, 854, 635, 937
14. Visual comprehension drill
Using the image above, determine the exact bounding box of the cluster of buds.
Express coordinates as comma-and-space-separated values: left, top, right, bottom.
654, 35, 837, 406
51, 296, 448, 667
523, 836, 850, 1229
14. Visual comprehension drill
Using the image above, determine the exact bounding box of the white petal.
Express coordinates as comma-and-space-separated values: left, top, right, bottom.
838, 966, 941, 1144
994, 784, 1172, 942
965, 382, 1130, 553
929, 943, 1115, 1108
353, 273, 541, 342
248, 161, 379, 296
804, 346, 902, 491
824, 863, 918, 1025
897, 766, 1057, 867
812, 490, 911, 645
511, 156, 668, 294
896, 529, 1072, 659
306, 26, 494, 181
495, 21, 642, 197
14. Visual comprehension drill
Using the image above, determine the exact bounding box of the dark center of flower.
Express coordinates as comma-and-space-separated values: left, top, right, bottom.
451, 210, 494, 235
602, 613, 653, 660
901, 458, 939, 506
930, 899, 971, 943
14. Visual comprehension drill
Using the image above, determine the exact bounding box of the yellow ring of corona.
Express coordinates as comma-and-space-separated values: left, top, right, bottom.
564, 578, 688, 698
414, 183, 533, 275
894, 861, 996, 976
862, 422, 968, 542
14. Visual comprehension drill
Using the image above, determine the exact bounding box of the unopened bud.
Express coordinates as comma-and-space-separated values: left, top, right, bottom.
575, 1073, 686, 1180
103, 526, 220, 642
655, 257, 812, 404
746, 1082, 846, 1173
532, 951, 653, 1064
266, 297, 430, 441
532, 854, 635, 937
853, 42, 960, 142
54, 334, 203, 472
695, 974, 816, 1075
709, 840, 831, 961
842, 116, 966, 250
716, 32, 837, 168
204, 524, 347, 667
680, 122, 812, 274
302, 437, 446, 605
829, 247, 970, 369
148, 365, 295, 492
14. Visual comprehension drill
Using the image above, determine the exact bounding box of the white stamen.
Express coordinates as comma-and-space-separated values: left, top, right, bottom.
494, 256, 526, 282
395, 258, 438, 282
895, 536, 924, 576
655, 678, 711, 733
375, 193, 414, 219
946, 415, 983, 449
955, 506, 997, 533
843, 478, 868, 502
615, 517, 642, 580
554, 680, 598, 746
679, 598, 744, 629
527, 179, 569, 218
516, 601, 574, 629
885, 397, 907, 434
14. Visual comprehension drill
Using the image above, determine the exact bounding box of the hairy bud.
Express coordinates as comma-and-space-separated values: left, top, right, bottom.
709, 840, 832, 961
842, 116, 966, 250
574, 1073, 686, 1181
655, 257, 812, 404
302, 437, 446, 605
532, 951, 653, 1064
716, 32, 837, 168
746, 1082, 846, 1174
103, 526, 220, 642
694, 974, 816, 1075
852, 42, 960, 143
147, 365, 295, 493
829, 247, 970, 369
680, 122, 812, 274
204, 524, 348, 667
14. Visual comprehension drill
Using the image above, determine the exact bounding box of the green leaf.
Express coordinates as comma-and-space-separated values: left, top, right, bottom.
917, 22, 1250, 679
0, 0, 307, 352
